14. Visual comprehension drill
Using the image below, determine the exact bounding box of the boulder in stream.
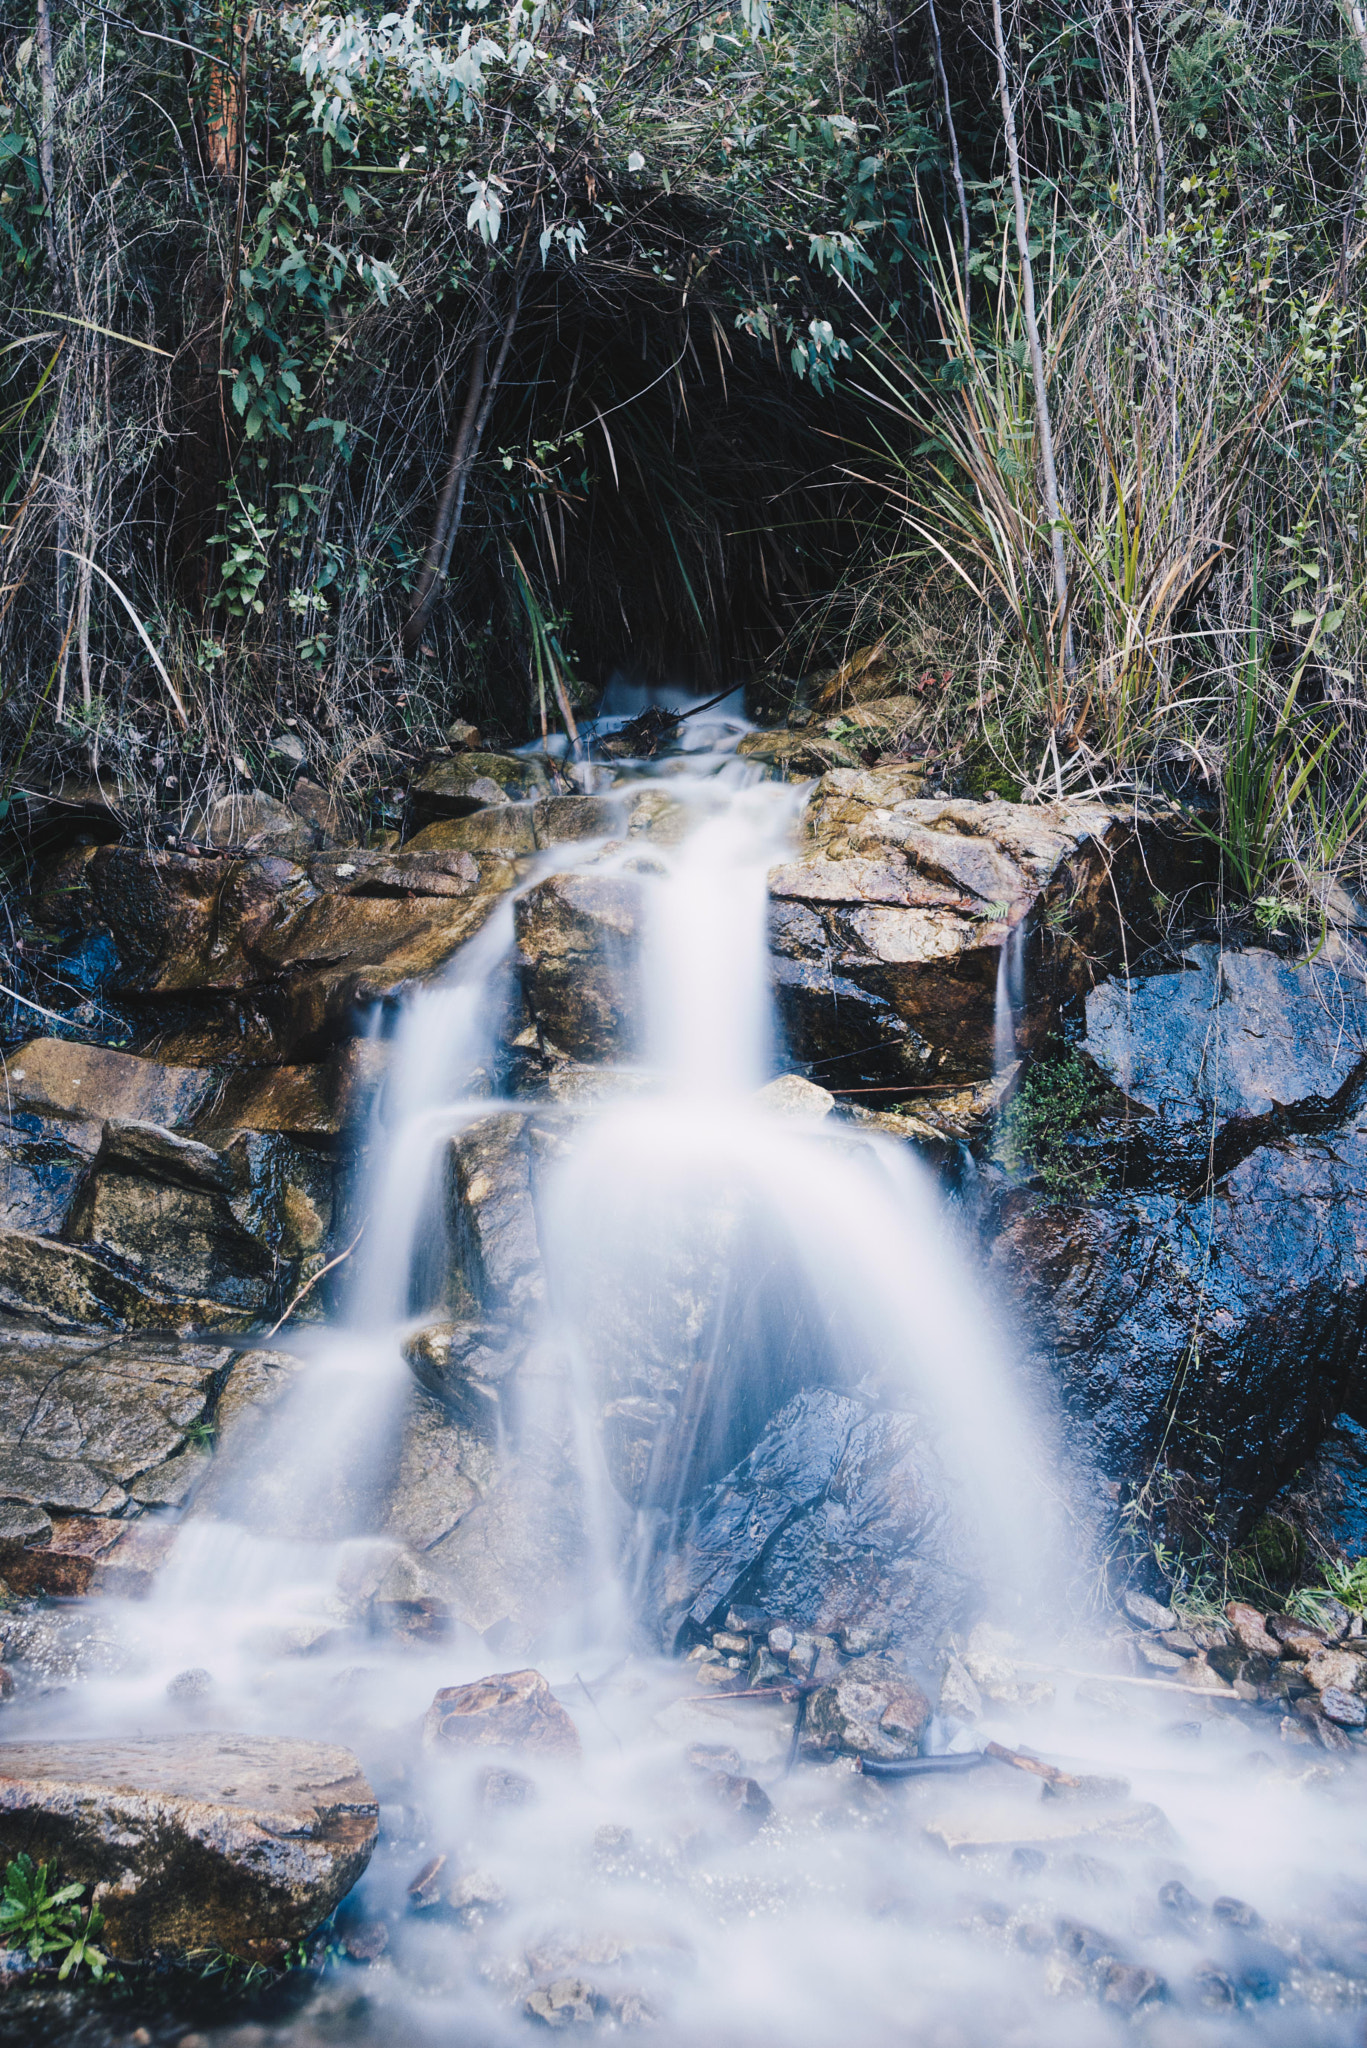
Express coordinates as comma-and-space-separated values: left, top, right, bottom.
423, 1668, 581, 1759
0, 1735, 377, 1960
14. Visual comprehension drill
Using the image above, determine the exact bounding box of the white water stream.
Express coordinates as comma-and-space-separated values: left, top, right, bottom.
20, 715, 1367, 2046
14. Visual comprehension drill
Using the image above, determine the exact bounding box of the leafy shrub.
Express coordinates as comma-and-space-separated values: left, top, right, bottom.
995, 1050, 1109, 1194
0, 1855, 109, 1980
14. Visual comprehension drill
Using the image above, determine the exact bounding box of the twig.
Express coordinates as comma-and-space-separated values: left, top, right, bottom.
262, 1224, 365, 1339
0, 983, 86, 1029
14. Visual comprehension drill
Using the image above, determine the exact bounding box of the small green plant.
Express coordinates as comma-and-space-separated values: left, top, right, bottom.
0, 1855, 109, 1979
995, 1050, 1109, 1194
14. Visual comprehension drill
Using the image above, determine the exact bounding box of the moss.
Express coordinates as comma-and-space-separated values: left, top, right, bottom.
995, 1050, 1109, 1195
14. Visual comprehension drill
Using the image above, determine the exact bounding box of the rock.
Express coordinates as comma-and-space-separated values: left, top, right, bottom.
1226, 1601, 1281, 1661
939, 1653, 983, 1722
754, 1075, 835, 1120
533, 794, 628, 847
1083, 944, 1367, 1128
923, 1800, 1171, 1857
1121, 1587, 1176, 1631
1267, 1615, 1327, 1659
0, 1106, 93, 1236
406, 808, 538, 856
422, 1669, 581, 1759
408, 750, 557, 827
1305, 1647, 1367, 1694
656, 1387, 966, 1658
1100, 1962, 1166, 2012
735, 729, 855, 779
0, 1735, 376, 1960
403, 1320, 523, 1434
0, 1324, 226, 1531
2, 1038, 213, 1138
449, 1113, 544, 1320
0, 1225, 245, 1333
804, 1658, 931, 1762
382, 1391, 494, 1553
525, 1978, 599, 2027
287, 777, 360, 846
768, 781, 1181, 1090
1319, 1685, 1367, 1727
990, 1114, 1367, 1535
183, 788, 320, 856
203, 1063, 343, 1143
961, 1623, 1054, 1708
1280, 1413, 1367, 1561
1135, 1639, 1186, 1672
515, 873, 644, 1061
697, 1770, 773, 1831
65, 1119, 334, 1313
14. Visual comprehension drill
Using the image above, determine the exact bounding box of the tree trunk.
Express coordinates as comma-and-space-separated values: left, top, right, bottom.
402, 304, 494, 653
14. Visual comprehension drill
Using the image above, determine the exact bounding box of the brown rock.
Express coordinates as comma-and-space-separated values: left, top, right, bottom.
449, 1113, 543, 1319
1306, 1647, 1367, 1695
1226, 1601, 1281, 1661
803, 1657, 931, 1762
1268, 1614, 1328, 1659
515, 873, 644, 1059
2, 1039, 214, 1136
0, 1229, 245, 1333
408, 750, 556, 827
422, 1668, 581, 1759
201, 1064, 340, 1142
405, 810, 538, 856
0, 1734, 376, 1960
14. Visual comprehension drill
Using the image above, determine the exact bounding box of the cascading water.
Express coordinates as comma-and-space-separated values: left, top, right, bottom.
20, 709, 1367, 2048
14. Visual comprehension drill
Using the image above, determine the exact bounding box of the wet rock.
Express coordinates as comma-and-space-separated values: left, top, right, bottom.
406, 807, 538, 856
409, 750, 557, 828
449, 1113, 544, 1320
657, 1387, 965, 1658
422, 1668, 581, 1759
382, 1390, 494, 1553
0, 1734, 376, 1960
1084, 943, 1367, 1128
1267, 1614, 1327, 1659
1100, 1961, 1166, 2012
203, 1062, 345, 1144
0, 1325, 226, 1530
804, 1658, 932, 1762
1281, 1413, 1367, 1561
754, 1074, 835, 1120
515, 873, 645, 1061
939, 1653, 983, 1722
990, 1115, 1367, 1534
1191, 1963, 1238, 2008
961, 1623, 1054, 1707
697, 1770, 773, 1831
524, 1977, 599, 2027
65, 1118, 334, 1313
1319, 1685, 1367, 1727
533, 794, 628, 847
2, 1038, 213, 1139
769, 781, 1176, 1090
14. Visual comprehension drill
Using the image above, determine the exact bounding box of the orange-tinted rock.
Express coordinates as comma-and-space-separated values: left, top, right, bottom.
422, 1668, 580, 1759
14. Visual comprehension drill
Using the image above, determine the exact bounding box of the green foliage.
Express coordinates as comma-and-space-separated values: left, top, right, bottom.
0, 1855, 109, 1980
995, 1050, 1108, 1194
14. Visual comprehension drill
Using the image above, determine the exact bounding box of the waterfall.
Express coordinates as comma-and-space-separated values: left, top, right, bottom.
33, 717, 1366, 2048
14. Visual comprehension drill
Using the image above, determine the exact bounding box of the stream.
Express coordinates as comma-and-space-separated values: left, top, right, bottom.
10, 710, 1367, 2048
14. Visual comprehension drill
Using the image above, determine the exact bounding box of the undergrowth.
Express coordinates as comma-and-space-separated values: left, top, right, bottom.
994, 1049, 1109, 1195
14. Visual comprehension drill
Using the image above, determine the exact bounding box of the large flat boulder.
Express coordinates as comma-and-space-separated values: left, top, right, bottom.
3, 1038, 214, 1135
0, 1735, 376, 1960
769, 778, 1186, 1088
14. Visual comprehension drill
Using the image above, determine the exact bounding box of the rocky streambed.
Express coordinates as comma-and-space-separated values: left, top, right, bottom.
1, 722, 1367, 2044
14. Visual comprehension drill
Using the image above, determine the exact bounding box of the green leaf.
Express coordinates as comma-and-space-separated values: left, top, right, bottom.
342, 186, 362, 214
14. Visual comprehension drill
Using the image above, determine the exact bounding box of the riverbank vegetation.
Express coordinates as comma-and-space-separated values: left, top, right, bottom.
1, 0, 1365, 913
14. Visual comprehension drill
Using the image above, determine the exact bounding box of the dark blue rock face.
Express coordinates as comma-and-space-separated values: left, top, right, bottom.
991, 941, 1367, 1535
1287, 1413, 1367, 1559
655, 1386, 969, 1653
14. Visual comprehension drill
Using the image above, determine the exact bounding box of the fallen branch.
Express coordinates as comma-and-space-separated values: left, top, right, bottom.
262, 1224, 365, 1339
